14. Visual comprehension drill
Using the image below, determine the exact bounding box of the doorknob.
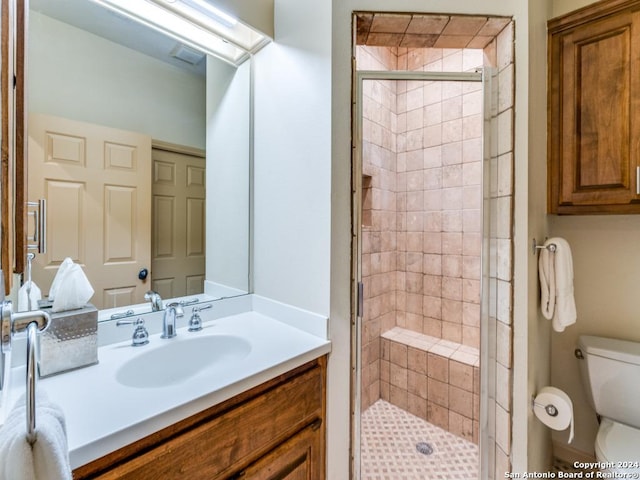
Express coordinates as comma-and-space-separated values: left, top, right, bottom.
138, 268, 149, 281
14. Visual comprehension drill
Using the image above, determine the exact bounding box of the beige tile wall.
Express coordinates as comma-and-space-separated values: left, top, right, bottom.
395, 48, 484, 350
486, 23, 515, 480
359, 44, 485, 411
359, 45, 398, 411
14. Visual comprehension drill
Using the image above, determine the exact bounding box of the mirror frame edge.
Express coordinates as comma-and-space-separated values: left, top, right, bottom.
15, 0, 27, 283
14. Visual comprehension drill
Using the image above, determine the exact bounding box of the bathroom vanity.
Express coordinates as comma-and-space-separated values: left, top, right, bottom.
3, 296, 331, 479
74, 357, 326, 480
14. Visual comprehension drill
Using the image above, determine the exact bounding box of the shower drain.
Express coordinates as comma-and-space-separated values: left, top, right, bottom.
416, 442, 434, 456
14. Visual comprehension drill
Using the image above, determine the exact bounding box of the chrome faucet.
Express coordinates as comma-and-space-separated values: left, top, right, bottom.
161, 302, 184, 339
144, 290, 163, 312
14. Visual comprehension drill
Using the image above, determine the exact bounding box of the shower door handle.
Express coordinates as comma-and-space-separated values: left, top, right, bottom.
357, 281, 364, 318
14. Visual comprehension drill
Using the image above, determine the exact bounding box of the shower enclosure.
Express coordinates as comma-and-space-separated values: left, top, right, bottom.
351, 24, 514, 479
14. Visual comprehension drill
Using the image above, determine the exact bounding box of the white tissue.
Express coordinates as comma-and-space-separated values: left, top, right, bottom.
49, 258, 94, 313
48, 258, 72, 302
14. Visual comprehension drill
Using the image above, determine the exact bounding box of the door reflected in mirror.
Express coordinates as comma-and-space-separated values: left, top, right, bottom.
26, 0, 250, 313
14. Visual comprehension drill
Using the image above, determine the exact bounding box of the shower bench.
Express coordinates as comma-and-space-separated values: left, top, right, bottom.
379, 327, 480, 444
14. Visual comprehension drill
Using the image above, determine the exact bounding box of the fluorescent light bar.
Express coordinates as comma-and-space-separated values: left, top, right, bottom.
153, 0, 265, 51
91, 0, 267, 65
181, 0, 237, 28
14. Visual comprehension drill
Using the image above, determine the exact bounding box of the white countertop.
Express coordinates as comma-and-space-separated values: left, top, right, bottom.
4, 296, 331, 469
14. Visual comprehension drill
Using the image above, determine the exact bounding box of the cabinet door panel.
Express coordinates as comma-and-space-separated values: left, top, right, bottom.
572, 26, 629, 190
240, 422, 322, 480
548, 1, 640, 214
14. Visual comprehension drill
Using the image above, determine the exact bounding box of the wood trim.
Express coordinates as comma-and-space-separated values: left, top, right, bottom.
151, 139, 205, 158
317, 354, 327, 480
73, 358, 325, 480
1, 0, 14, 295
548, 0, 640, 31
552, 441, 596, 466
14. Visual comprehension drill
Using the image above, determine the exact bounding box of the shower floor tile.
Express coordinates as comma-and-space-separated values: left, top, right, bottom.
361, 400, 479, 480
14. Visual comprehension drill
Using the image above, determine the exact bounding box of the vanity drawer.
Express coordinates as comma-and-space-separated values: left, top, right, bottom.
78, 358, 326, 480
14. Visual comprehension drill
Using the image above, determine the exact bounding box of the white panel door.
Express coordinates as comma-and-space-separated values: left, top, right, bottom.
28, 113, 152, 309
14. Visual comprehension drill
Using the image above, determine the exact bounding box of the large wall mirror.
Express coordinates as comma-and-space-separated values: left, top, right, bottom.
23, 0, 251, 315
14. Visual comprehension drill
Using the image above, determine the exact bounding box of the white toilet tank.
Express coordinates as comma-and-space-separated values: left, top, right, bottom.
578, 335, 640, 428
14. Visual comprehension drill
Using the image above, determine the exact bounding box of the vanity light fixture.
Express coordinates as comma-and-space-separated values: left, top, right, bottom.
176, 0, 237, 28
90, 0, 269, 65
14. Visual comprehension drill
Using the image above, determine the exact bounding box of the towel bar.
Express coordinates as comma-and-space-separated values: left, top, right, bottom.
532, 238, 557, 255
26, 321, 37, 444
0, 301, 50, 445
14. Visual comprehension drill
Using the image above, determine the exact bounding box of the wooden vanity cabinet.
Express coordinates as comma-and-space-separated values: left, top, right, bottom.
548, 0, 640, 214
72, 357, 326, 480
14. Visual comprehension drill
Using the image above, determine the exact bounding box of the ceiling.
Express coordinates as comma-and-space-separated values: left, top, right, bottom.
30, 0, 207, 76
356, 13, 511, 49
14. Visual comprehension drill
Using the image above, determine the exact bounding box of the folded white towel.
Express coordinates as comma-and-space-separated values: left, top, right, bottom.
538, 237, 577, 332
17, 281, 42, 312
0, 391, 72, 480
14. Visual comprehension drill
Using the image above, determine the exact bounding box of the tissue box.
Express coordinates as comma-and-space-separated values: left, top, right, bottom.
38, 304, 98, 377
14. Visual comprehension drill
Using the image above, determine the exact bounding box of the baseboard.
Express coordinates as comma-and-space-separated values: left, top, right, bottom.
553, 441, 596, 466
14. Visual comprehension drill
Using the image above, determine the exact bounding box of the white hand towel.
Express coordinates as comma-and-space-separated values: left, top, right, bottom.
0, 391, 72, 480
17, 282, 42, 312
538, 237, 577, 332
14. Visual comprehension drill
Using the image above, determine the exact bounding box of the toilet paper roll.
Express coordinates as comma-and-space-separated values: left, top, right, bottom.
533, 386, 574, 444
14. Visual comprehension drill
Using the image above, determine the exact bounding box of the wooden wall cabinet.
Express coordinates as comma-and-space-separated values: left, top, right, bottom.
73, 357, 326, 480
548, 0, 640, 214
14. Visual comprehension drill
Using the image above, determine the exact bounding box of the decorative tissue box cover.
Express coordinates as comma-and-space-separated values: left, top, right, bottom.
38, 303, 98, 377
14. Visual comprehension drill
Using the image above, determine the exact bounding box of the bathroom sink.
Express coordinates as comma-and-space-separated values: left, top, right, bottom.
115, 335, 252, 388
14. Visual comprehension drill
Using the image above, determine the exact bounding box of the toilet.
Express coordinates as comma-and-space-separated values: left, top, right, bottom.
577, 335, 640, 472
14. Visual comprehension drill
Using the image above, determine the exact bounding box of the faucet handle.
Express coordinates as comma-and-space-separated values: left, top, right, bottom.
193, 304, 212, 314
144, 290, 163, 311
117, 318, 149, 347
188, 304, 212, 332
166, 302, 184, 317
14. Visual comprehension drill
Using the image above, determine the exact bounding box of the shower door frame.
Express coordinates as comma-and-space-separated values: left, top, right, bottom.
351, 69, 493, 479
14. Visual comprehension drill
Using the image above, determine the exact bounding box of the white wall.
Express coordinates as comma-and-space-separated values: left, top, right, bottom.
212, 0, 274, 39
549, 216, 640, 456
252, 0, 332, 317
526, 0, 554, 472
206, 58, 251, 294
251, 0, 334, 475
29, 11, 206, 149
552, 0, 596, 17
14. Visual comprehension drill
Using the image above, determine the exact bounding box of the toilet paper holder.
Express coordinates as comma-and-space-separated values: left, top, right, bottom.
531, 396, 559, 417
